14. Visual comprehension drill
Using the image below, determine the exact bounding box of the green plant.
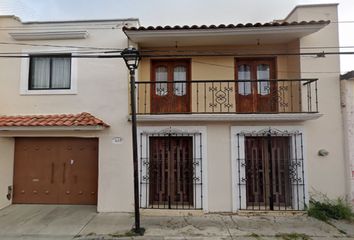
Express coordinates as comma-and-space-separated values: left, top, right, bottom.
307, 197, 354, 222
110, 228, 145, 238
249, 233, 261, 239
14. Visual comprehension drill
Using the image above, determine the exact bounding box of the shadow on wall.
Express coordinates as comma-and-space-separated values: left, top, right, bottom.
352, 164, 354, 205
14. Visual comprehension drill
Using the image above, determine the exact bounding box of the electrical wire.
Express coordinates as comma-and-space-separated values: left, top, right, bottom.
0, 52, 347, 74
0, 54, 122, 58
192, 60, 343, 74
0, 42, 354, 57
139, 46, 354, 52
0, 51, 352, 59
0, 43, 350, 55
139, 51, 354, 58
0, 50, 114, 55
0, 43, 351, 55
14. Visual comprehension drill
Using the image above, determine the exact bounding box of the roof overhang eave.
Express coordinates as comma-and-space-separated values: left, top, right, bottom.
0, 125, 107, 132
125, 23, 328, 46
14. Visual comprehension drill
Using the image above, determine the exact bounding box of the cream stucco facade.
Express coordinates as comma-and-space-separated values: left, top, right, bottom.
286, 4, 346, 199
340, 71, 354, 205
0, 137, 14, 209
0, 3, 348, 213
0, 16, 139, 212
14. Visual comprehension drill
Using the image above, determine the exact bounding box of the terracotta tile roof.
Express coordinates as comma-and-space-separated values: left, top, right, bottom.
123, 20, 330, 31
0, 112, 109, 128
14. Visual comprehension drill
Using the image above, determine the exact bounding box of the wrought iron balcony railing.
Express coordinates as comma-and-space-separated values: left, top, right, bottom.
134, 79, 318, 115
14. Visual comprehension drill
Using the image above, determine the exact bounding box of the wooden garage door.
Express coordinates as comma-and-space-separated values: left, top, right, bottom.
13, 138, 98, 205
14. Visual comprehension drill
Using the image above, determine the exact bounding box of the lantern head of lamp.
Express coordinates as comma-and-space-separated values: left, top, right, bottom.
121, 47, 141, 72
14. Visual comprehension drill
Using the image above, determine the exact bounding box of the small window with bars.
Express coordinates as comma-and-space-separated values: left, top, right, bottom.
29, 55, 71, 90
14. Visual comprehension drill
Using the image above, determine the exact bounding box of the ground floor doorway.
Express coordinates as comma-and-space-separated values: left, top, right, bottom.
149, 137, 194, 208
245, 136, 292, 210
139, 128, 204, 210
13, 137, 98, 205
233, 127, 306, 211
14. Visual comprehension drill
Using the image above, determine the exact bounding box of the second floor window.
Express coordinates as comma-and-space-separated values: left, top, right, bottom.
29, 55, 71, 90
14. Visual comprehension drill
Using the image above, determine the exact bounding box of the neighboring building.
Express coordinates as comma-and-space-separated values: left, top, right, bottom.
0, 0, 39, 20
340, 71, 354, 206
0, 3, 347, 214
124, 3, 346, 212
0, 15, 140, 211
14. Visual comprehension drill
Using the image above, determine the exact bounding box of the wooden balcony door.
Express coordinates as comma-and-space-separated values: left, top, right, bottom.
151, 60, 190, 113
149, 137, 193, 208
245, 136, 292, 209
235, 58, 277, 113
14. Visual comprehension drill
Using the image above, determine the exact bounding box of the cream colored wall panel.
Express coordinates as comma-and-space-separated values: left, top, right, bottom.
0, 17, 138, 212
288, 5, 346, 199
207, 124, 232, 212
0, 138, 14, 210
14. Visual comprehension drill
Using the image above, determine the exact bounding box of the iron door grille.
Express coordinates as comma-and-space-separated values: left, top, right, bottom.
139, 131, 203, 210
235, 128, 306, 211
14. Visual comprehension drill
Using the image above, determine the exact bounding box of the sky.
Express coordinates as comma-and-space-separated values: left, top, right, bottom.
0, 0, 353, 73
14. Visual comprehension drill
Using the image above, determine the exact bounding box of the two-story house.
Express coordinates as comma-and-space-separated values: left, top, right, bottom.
0, 3, 348, 214
0, 15, 140, 212
123, 3, 346, 212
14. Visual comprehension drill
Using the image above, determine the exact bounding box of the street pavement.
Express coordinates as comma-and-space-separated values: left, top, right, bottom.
0, 205, 353, 240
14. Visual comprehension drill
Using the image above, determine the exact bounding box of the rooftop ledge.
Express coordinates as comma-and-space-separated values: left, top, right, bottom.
130, 113, 323, 122
9, 30, 89, 40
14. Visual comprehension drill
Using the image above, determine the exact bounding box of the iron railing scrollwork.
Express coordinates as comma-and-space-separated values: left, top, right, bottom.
134, 79, 318, 114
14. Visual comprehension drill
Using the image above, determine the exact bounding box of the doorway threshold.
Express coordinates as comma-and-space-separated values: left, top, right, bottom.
141, 209, 204, 217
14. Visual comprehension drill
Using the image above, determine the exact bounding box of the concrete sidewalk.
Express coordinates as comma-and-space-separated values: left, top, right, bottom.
0, 205, 353, 240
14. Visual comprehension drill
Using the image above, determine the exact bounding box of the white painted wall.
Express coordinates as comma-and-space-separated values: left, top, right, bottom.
0, 138, 14, 209
286, 4, 346, 200
206, 124, 232, 212
341, 78, 354, 205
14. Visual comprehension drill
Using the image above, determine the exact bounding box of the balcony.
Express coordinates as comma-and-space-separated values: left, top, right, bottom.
134, 79, 321, 122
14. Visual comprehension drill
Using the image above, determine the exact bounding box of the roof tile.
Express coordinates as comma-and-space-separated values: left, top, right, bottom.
0, 112, 109, 128
123, 20, 330, 31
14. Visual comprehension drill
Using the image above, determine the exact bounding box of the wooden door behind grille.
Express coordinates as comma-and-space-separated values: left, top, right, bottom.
149, 137, 193, 208
245, 136, 291, 208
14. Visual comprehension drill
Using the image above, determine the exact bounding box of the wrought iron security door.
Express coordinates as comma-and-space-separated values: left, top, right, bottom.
236, 128, 306, 211
149, 137, 193, 207
140, 131, 203, 210
245, 136, 291, 209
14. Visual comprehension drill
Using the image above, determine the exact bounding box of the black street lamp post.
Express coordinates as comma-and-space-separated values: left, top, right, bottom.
121, 46, 142, 234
